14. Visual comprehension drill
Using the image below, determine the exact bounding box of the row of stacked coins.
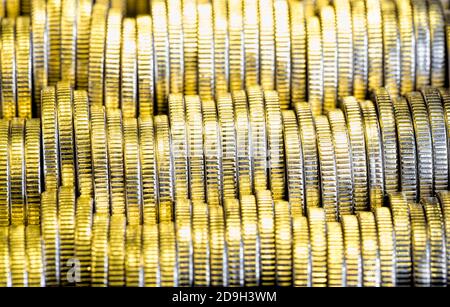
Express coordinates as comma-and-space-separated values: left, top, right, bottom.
1, 0, 448, 118
0, 189, 449, 286
1, 85, 450, 226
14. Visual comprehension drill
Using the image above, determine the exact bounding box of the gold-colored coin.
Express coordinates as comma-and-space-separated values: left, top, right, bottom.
60, 0, 77, 86
57, 81, 76, 187
359, 100, 384, 209
233, 91, 253, 197
224, 198, 244, 286
259, 0, 275, 91
374, 207, 396, 286
167, 0, 184, 95
243, 0, 260, 86
326, 221, 345, 287
282, 110, 305, 214
340, 96, 368, 211
9, 225, 26, 286
192, 201, 210, 286
159, 221, 177, 286
334, 0, 353, 97
152, 0, 170, 113
26, 225, 45, 287
274, 200, 293, 286
58, 186, 76, 286
217, 93, 238, 200
422, 198, 447, 286
31, 0, 48, 114
248, 86, 268, 192
366, 0, 383, 92
136, 15, 155, 116
73, 90, 92, 195
256, 190, 276, 286
15, 16, 32, 118
393, 97, 418, 202
292, 215, 311, 287
125, 223, 142, 287
274, 0, 291, 109
351, 0, 368, 100
74, 195, 93, 287
41, 190, 60, 286
306, 16, 323, 116
121, 18, 138, 118
90, 105, 110, 213
175, 199, 193, 286
143, 222, 160, 286
315, 115, 339, 220
387, 192, 412, 286
47, 0, 61, 85
208, 204, 226, 286
341, 214, 362, 286
1, 18, 17, 119
88, 3, 108, 107
182, 0, 198, 95
327, 109, 353, 216
0, 121, 10, 226
9, 118, 25, 225
396, 0, 415, 94
202, 98, 222, 206
213, 0, 228, 96
294, 102, 320, 209
185, 95, 206, 202
289, 1, 307, 103
320, 6, 338, 111
0, 227, 10, 286
264, 90, 285, 199
104, 8, 123, 110
24, 118, 41, 225
108, 214, 126, 287
228, 0, 245, 91
139, 116, 158, 223
106, 109, 125, 215
308, 207, 327, 287
408, 202, 430, 286
240, 195, 260, 286
154, 115, 174, 221
123, 117, 143, 225
412, 0, 431, 88
197, 2, 215, 100
381, 0, 401, 98
357, 211, 381, 287
91, 213, 109, 287
76, 0, 93, 89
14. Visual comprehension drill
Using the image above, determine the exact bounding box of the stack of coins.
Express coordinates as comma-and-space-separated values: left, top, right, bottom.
1, 0, 450, 287
1, 0, 448, 117
1, 189, 449, 287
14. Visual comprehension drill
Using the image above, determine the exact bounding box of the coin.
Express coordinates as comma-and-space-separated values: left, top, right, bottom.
1, 18, 17, 119
104, 8, 123, 110
108, 214, 126, 287
60, 0, 77, 86
182, 0, 198, 95
393, 97, 418, 202
174, 199, 193, 286
192, 201, 210, 286
308, 207, 327, 287
409, 202, 430, 286
306, 16, 323, 116
123, 117, 143, 224
320, 6, 338, 111
47, 0, 61, 84
58, 186, 76, 286
240, 195, 260, 286
143, 222, 160, 286
167, 0, 184, 94
15, 16, 32, 119
327, 221, 345, 287
314, 115, 338, 221
136, 15, 155, 116
292, 215, 311, 287
74, 195, 93, 287
274, 200, 293, 286
224, 198, 244, 286
374, 207, 396, 286
76, 0, 93, 90
357, 211, 381, 287
121, 18, 138, 118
